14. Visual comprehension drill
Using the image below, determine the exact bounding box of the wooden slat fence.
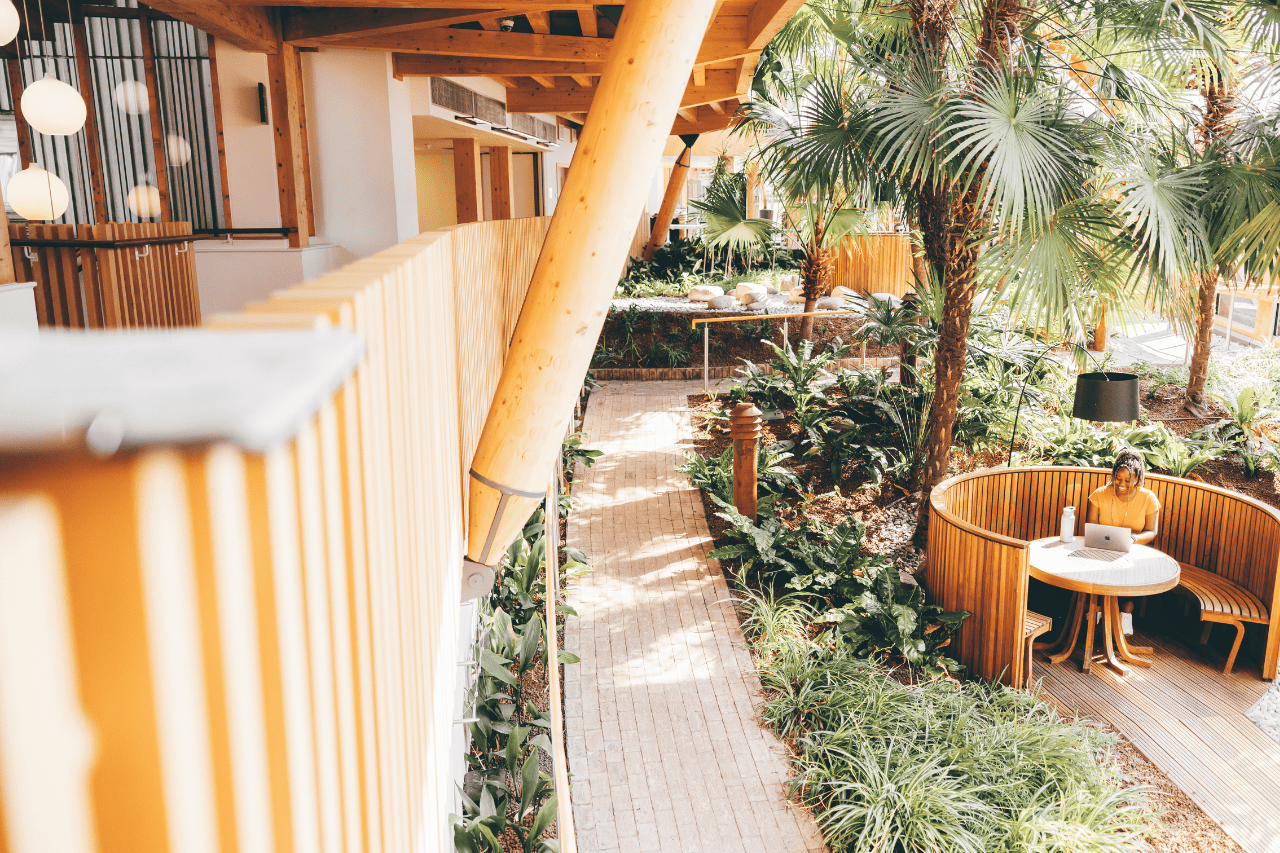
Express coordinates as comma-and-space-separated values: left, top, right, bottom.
0, 218, 555, 853
830, 233, 914, 297
928, 466, 1280, 687
9, 222, 201, 329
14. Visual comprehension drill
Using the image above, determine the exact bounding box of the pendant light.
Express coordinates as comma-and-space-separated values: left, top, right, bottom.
165, 134, 192, 166
113, 79, 149, 115
0, 0, 19, 45
127, 184, 163, 219
21, 76, 87, 135
6, 165, 69, 220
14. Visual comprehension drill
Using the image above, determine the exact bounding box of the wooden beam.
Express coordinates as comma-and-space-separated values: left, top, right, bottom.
671, 101, 739, 135
693, 21, 749, 65
267, 42, 310, 246
489, 145, 514, 220
692, 66, 705, 86
317, 28, 607, 62
3, 57, 32, 169
643, 145, 692, 260
453, 137, 484, 223
392, 53, 605, 77
137, 7, 172, 221
132, 1, 277, 53
491, 75, 520, 87
282, 7, 502, 42
507, 69, 737, 112
70, 4, 108, 222
466, 0, 719, 566
746, 0, 807, 50
676, 108, 696, 122
708, 99, 725, 113
569, 74, 593, 87
525, 11, 550, 33
734, 55, 756, 90
216, 0, 593, 7
477, 17, 500, 29
577, 9, 597, 37
0, 198, 13, 285
207, 37, 234, 227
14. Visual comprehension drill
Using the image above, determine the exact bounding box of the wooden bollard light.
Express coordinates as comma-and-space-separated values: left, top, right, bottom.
729, 401, 763, 520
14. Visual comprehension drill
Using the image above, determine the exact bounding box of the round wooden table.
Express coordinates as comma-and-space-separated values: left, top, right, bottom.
1029, 537, 1180, 675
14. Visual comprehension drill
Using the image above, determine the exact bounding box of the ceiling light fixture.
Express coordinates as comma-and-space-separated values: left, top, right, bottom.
454, 115, 489, 127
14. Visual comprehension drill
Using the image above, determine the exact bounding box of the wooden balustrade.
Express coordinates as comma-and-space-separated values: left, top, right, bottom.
0, 217, 554, 853
9, 222, 201, 329
928, 466, 1280, 687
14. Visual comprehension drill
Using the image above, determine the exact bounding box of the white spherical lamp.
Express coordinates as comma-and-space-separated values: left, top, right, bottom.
113, 80, 149, 115
127, 184, 164, 219
165, 134, 192, 166
0, 0, 20, 45
6, 166, 70, 221
20, 76, 87, 136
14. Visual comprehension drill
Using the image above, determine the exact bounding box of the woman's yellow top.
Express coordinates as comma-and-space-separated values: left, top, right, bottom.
1087, 484, 1161, 532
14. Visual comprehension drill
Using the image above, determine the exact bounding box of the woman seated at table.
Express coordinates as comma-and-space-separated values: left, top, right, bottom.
1086, 449, 1160, 545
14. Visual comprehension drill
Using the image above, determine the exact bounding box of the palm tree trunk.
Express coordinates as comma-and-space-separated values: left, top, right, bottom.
1184, 273, 1217, 416
797, 226, 833, 342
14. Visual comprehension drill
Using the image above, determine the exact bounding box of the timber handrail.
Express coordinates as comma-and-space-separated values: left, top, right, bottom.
10, 234, 208, 249
688, 309, 872, 391
926, 465, 1280, 686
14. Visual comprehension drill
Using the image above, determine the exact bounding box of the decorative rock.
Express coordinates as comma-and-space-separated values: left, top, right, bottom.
764, 284, 780, 295
869, 292, 902, 309
687, 285, 724, 301
787, 287, 805, 304
779, 273, 801, 291
738, 289, 765, 306
815, 296, 843, 310
708, 294, 738, 309
734, 282, 767, 301
831, 286, 855, 300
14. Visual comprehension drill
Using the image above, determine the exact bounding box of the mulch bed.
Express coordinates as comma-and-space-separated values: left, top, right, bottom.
595, 309, 893, 370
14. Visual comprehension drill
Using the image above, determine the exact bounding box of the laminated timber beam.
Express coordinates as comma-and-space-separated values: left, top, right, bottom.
267, 41, 310, 245
671, 101, 740, 135
135, 1, 277, 53
505, 69, 737, 113
465, 0, 719, 566
281, 7, 506, 41
392, 54, 605, 77
305, 27, 609, 61
643, 144, 693, 260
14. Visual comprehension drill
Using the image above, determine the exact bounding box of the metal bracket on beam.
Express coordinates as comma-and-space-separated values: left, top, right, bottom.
460, 559, 496, 602
467, 468, 544, 567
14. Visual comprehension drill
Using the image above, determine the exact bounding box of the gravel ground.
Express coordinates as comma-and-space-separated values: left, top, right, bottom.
1246, 680, 1280, 747
612, 294, 825, 315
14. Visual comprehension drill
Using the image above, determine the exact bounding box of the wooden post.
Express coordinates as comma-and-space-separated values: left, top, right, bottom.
207, 37, 234, 228
5, 56, 33, 169
642, 144, 692, 260
746, 163, 759, 219
0, 193, 14, 285
489, 145, 514, 221
729, 402, 762, 521
136, 8, 173, 222
465, 0, 719, 566
1093, 301, 1108, 352
70, 6, 109, 223
266, 42, 310, 247
453, 137, 484, 224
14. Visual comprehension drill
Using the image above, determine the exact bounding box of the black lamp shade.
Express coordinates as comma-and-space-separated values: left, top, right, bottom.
1072, 372, 1140, 422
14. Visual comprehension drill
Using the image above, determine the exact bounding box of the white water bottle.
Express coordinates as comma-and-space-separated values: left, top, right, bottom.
1060, 506, 1076, 543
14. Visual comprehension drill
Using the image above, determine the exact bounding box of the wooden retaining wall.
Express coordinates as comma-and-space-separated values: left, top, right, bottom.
928, 466, 1280, 686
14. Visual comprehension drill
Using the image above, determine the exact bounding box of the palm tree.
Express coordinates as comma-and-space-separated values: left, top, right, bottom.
748, 0, 1246, 542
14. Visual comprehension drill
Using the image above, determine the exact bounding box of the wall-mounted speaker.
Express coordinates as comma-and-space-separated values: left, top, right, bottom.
258, 83, 268, 125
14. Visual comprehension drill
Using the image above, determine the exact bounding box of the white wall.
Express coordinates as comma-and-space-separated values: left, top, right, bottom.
416, 150, 457, 231
215, 43, 281, 229
303, 50, 420, 265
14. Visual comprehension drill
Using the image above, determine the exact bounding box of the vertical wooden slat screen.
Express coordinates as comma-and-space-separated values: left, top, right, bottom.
9, 222, 201, 329
0, 217, 554, 853
927, 466, 1280, 685
829, 233, 913, 297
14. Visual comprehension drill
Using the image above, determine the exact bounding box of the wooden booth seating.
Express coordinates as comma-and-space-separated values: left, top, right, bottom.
1174, 564, 1270, 675
927, 466, 1280, 688
1024, 611, 1053, 684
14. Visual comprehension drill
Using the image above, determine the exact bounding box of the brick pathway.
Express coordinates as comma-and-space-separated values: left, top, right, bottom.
563, 381, 826, 853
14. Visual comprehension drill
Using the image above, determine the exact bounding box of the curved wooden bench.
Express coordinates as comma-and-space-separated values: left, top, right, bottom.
1174, 564, 1270, 674
927, 466, 1280, 687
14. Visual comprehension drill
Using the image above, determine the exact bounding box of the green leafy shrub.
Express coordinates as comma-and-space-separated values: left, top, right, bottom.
677, 442, 801, 510
833, 568, 968, 675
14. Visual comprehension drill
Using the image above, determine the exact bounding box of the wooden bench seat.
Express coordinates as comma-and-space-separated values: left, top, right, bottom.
1174, 563, 1270, 675
1024, 610, 1052, 684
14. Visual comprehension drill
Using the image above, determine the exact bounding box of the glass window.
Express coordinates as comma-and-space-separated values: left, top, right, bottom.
1233, 296, 1258, 330
1216, 293, 1228, 317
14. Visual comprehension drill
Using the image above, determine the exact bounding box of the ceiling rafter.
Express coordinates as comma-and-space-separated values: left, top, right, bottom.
505, 69, 738, 113
576, 9, 596, 37
282, 7, 501, 41
392, 53, 605, 76
307, 27, 608, 61
137, 0, 277, 52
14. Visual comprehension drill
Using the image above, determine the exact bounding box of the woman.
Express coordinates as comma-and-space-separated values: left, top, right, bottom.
1086, 449, 1160, 545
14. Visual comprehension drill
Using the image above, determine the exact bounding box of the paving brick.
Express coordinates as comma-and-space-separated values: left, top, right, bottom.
564, 381, 825, 853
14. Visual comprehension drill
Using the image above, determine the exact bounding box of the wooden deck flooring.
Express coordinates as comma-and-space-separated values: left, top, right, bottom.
1036, 631, 1280, 852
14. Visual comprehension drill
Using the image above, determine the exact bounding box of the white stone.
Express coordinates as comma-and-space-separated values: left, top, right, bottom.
738, 289, 765, 306
831, 286, 856, 301
733, 282, 767, 301
687, 285, 724, 302
764, 284, 780, 295
787, 287, 806, 304
869, 292, 903, 309
708, 294, 738, 309
815, 297, 843, 310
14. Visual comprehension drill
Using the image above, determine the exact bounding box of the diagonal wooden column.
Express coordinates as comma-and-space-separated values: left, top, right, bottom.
267, 41, 310, 247
465, 0, 719, 568
453, 137, 484, 224
489, 145, 514, 221
642, 143, 693, 260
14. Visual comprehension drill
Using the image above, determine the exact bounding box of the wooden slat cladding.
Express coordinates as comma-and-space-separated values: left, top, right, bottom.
928, 466, 1280, 684
829, 233, 913, 298
0, 218, 553, 853
9, 222, 201, 329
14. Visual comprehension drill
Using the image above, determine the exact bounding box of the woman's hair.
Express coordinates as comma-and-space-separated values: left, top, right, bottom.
1112, 449, 1145, 488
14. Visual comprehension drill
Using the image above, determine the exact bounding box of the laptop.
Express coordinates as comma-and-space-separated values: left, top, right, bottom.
1083, 522, 1133, 553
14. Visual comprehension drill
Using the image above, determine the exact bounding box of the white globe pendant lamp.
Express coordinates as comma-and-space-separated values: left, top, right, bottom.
6, 166, 70, 221
113, 80, 148, 115
127, 184, 163, 219
165, 133, 192, 166
0, 0, 20, 46
21, 76, 87, 136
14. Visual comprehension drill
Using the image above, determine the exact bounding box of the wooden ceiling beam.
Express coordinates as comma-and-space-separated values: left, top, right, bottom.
524, 11, 550, 33
671, 101, 741, 135
734, 55, 756, 90
282, 7, 501, 41
315, 27, 608, 61
529, 74, 557, 86
576, 9, 597, 37
137, 1, 277, 52
392, 53, 605, 76
692, 66, 705, 86
569, 73, 593, 87
506, 69, 737, 113
216, 0, 594, 6
745, 0, 807, 50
